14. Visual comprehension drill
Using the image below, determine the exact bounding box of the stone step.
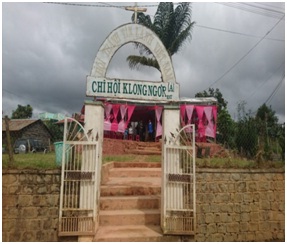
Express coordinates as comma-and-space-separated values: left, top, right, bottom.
136, 142, 161, 148
109, 167, 161, 178
101, 185, 161, 197
99, 209, 160, 226
95, 162, 166, 242
93, 225, 182, 242
103, 176, 161, 187
100, 195, 160, 210
137, 145, 160, 150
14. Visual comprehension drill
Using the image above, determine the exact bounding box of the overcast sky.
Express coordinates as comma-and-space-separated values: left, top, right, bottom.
2, 2, 285, 123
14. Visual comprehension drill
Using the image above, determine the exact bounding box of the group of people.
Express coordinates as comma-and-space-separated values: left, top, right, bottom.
124, 120, 154, 142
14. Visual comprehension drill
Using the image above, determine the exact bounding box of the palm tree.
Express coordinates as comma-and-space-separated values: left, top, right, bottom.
127, 2, 195, 73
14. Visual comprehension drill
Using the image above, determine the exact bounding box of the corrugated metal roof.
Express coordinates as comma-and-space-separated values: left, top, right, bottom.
2, 119, 39, 132
103, 97, 218, 105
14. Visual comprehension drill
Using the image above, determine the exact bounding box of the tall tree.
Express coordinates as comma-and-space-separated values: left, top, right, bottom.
236, 116, 258, 158
44, 120, 63, 142
256, 103, 278, 135
235, 101, 258, 158
11, 104, 33, 119
256, 103, 279, 160
195, 88, 228, 113
127, 2, 195, 72
217, 108, 235, 148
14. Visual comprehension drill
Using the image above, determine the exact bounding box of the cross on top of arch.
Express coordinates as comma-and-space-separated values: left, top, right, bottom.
125, 3, 147, 23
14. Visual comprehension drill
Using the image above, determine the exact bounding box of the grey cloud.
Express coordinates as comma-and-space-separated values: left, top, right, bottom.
2, 2, 285, 123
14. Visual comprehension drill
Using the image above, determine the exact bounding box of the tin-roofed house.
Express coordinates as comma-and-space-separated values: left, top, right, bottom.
2, 119, 53, 151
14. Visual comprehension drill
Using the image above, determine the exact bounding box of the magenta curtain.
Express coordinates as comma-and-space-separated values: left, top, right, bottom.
195, 106, 205, 138
111, 104, 120, 132
104, 104, 135, 132
204, 106, 214, 138
118, 105, 127, 133
212, 106, 218, 138
185, 105, 194, 132
103, 103, 217, 137
125, 105, 135, 128
104, 103, 112, 131
155, 106, 163, 138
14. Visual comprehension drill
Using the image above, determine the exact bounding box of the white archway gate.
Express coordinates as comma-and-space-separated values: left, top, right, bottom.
59, 23, 196, 238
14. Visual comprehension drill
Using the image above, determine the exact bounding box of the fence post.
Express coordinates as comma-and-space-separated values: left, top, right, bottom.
4, 116, 14, 165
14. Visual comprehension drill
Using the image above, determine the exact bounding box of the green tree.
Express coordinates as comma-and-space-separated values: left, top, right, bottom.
195, 88, 228, 113
277, 123, 285, 160
127, 2, 195, 72
235, 101, 258, 159
256, 103, 278, 138
216, 108, 235, 148
256, 104, 280, 160
235, 116, 258, 158
12, 104, 33, 119
44, 120, 63, 142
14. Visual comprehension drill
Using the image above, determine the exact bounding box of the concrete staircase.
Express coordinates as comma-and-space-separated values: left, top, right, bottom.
93, 161, 181, 242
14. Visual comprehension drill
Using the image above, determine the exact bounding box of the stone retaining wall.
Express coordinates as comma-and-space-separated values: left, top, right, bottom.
2, 168, 285, 242
2, 169, 76, 242
196, 168, 285, 242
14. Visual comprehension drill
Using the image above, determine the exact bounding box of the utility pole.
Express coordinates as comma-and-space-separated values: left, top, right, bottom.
4, 116, 14, 165
125, 2, 147, 23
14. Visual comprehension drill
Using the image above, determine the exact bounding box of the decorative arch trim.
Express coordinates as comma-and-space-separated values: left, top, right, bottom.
90, 23, 176, 84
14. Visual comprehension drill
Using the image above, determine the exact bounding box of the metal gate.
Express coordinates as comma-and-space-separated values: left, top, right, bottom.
58, 118, 100, 236
162, 124, 196, 235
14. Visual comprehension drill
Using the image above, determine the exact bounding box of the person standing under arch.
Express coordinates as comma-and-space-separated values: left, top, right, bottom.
148, 120, 153, 142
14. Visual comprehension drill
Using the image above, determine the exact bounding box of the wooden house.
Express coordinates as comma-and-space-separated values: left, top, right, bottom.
2, 119, 53, 148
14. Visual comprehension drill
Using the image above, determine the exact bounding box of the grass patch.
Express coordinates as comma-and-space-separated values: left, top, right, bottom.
102, 154, 137, 164
103, 154, 161, 164
145, 155, 161, 163
2, 153, 59, 169
2, 153, 284, 170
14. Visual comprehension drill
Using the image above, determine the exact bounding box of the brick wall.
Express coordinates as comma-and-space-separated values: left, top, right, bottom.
2, 168, 285, 242
196, 168, 285, 242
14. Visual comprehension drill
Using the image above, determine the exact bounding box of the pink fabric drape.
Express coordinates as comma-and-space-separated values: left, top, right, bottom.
103, 103, 217, 139
212, 106, 218, 137
155, 106, 163, 138
125, 105, 135, 128
185, 105, 194, 132
104, 104, 112, 131
196, 106, 205, 138
111, 104, 120, 132
204, 106, 214, 138
118, 105, 127, 133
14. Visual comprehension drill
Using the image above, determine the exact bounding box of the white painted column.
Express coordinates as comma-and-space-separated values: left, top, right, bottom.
162, 104, 180, 144
84, 100, 104, 159
161, 104, 183, 231
79, 100, 104, 240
